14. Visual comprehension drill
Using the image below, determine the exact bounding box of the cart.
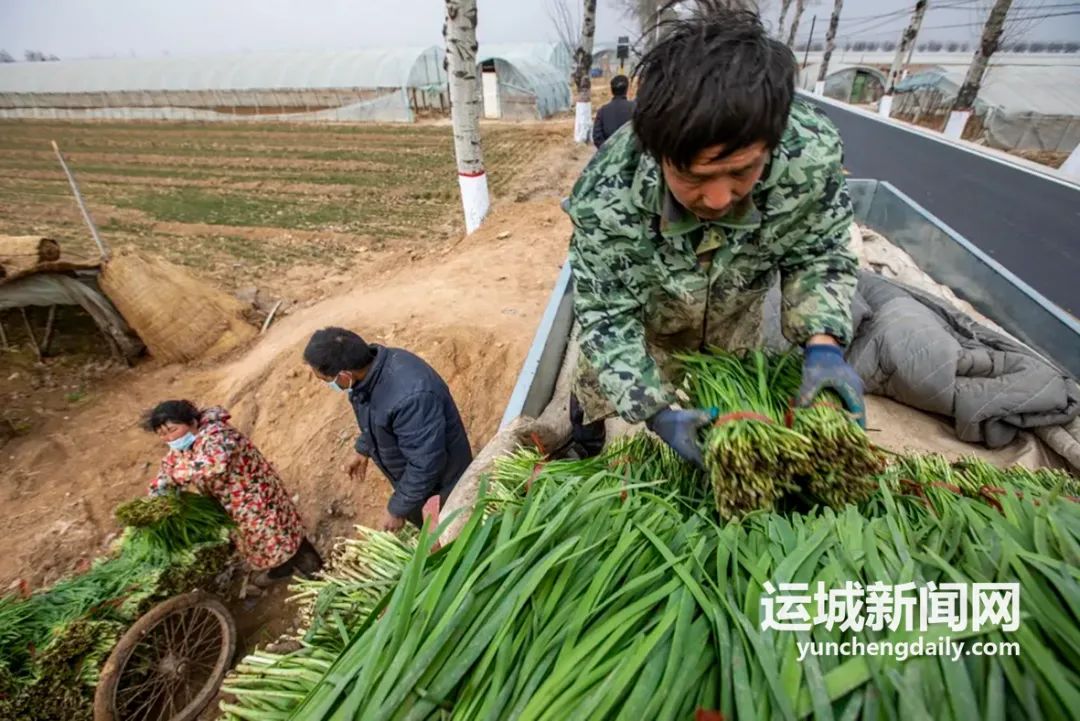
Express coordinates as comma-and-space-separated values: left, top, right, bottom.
93, 590, 236, 721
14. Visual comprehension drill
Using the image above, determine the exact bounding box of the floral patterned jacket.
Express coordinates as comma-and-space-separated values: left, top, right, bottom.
149, 406, 304, 570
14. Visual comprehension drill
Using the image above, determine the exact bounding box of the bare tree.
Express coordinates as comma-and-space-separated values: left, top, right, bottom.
548, 0, 582, 52
971, 0, 1044, 47
815, 0, 843, 93
612, 1, 765, 53
573, 1, 599, 143
444, 0, 489, 233
777, 0, 794, 38
23, 50, 60, 62
948, 0, 1013, 139
571, 2, 597, 94
611, 0, 678, 52
882, 0, 929, 117
0, 50, 15, 63
612, 0, 654, 41
785, 0, 806, 47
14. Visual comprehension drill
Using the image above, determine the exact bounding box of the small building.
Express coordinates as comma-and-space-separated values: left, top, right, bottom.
800, 63, 886, 105
893, 65, 1080, 152
481, 43, 573, 74
476, 44, 572, 120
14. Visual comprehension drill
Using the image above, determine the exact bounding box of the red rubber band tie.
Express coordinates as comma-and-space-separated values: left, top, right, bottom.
525, 432, 549, 493
713, 410, 774, 427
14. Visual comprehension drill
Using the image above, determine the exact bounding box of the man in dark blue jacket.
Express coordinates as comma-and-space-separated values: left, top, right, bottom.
303, 327, 472, 532
592, 74, 635, 148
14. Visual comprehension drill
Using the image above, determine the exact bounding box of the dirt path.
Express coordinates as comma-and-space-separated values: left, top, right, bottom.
0, 133, 591, 590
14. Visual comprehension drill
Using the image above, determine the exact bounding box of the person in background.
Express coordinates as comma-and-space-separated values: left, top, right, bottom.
592, 74, 635, 149
303, 327, 473, 532
144, 400, 322, 584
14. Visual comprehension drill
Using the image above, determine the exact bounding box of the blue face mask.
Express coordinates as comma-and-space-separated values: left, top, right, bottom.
327, 373, 351, 393
168, 432, 197, 452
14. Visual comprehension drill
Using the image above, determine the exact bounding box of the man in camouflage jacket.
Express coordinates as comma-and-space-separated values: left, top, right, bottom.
566, 5, 865, 466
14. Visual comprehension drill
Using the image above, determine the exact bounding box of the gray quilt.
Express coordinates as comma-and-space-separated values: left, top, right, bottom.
847, 272, 1080, 449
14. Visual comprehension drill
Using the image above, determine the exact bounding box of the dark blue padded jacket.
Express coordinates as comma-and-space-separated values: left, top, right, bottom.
349, 345, 472, 518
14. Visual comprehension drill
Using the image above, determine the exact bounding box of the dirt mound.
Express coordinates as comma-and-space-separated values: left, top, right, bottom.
0, 157, 584, 589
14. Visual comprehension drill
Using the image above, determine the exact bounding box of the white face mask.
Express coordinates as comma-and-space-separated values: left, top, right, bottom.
168, 431, 197, 451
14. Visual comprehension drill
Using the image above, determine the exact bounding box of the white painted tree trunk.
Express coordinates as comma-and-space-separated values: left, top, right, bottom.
1061, 143, 1080, 181
574, 103, 592, 143
944, 110, 971, 140
572, 0, 598, 143
878, 94, 894, 118
445, 0, 489, 234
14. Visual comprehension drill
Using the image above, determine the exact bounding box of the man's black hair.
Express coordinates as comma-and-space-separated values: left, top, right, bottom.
303, 327, 375, 377
610, 74, 630, 97
632, 2, 796, 170
142, 400, 200, 432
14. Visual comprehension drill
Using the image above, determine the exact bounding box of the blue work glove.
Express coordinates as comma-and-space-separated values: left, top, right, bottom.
646, 408, 717, 469
798, 344, 867, 429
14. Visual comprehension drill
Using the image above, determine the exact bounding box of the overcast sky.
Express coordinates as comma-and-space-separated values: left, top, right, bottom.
0, 0, 1076, 60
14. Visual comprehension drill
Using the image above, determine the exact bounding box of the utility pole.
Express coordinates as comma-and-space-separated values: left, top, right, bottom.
815, 0, 844, 96
444, 0, 488, 234
802, 15, 817, 69
947, 0, 1013, 139
880, 0, 928, 118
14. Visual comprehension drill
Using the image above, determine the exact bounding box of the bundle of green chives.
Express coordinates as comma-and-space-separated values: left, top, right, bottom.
678, 350, 813, 518
114, 491, 234, 558
220, 526, 420, 720
677, 349, 889, 515
288, 527, 417, 650
0, 491, 235, 721
246, 448, 1080, 721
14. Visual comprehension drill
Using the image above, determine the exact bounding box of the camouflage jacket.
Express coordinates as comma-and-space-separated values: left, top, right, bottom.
567, 100, 858, 424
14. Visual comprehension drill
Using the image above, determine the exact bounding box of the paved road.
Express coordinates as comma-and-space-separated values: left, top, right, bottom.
804, 96, 1080, 316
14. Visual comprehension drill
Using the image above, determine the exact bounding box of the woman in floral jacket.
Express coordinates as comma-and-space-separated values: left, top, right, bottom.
144, 400, 322, 582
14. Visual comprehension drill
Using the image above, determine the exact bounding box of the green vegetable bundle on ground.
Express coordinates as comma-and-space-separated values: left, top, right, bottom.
289, 527, 418, 651
216, 442, 1079, 720
221, 527, 421, 721
0, 491, 234, 721
678, 349, 884, 518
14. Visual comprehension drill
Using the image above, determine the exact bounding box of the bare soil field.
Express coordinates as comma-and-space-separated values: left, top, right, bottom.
0, 120, 567, 294
0, 118, 591, 610
0, 118, 577, 443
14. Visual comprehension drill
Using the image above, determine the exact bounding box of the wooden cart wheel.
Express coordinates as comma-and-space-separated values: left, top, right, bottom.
94, 591, 236, 721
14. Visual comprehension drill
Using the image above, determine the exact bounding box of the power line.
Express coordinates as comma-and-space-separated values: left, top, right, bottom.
827, 0, 1071, 25
908, 8, 1080, 31
794, 8, 1080, 42
836, 0, 986, 33
794, 0, 1080, 41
